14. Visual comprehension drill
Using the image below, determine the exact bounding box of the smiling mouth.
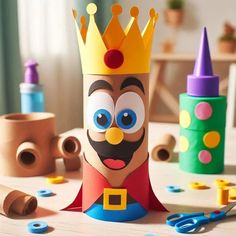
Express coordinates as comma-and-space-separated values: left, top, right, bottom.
87, 128, 145, 170
98, 154, 133, 170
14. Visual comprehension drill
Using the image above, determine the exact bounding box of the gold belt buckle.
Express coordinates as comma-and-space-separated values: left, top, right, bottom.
103, 188, 127, 210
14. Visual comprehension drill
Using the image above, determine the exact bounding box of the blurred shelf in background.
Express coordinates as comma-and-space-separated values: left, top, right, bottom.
149, 53, 236, 123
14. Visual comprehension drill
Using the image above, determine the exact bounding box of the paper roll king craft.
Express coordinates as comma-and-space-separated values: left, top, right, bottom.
179, 28, 226, 174
63, 3, 167, 221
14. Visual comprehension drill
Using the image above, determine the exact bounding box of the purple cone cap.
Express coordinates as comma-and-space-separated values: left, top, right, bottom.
24, 59, 39, 84
187, 27, 219, 97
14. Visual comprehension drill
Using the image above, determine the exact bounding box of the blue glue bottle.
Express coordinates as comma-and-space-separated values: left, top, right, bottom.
20, 60, 45, 113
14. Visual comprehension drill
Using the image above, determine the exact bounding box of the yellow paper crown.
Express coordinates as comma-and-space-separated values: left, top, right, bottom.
73, 3, 158, 75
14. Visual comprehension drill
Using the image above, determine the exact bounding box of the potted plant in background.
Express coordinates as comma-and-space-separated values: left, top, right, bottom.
218, 22, 236, 53
165, 0, 185, 27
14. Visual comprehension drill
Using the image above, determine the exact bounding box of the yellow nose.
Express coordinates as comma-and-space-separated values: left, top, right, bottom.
105, 127, 124, 145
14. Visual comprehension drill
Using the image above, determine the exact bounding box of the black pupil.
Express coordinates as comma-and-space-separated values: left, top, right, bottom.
97, 113, 108, 126
122, 112, 132, 126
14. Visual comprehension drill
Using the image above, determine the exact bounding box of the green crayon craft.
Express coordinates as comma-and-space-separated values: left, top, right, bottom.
179, 28, 226, 174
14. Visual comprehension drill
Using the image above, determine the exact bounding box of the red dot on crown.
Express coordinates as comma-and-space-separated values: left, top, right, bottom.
104, 49, 124, 69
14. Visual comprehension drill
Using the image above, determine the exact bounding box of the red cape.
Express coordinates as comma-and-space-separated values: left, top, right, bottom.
63, 158, 167, 212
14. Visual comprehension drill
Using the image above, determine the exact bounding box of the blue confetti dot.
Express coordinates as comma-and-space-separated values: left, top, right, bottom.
27, 221, 48, 233
37, 189, 53, 197
166, 185, 182, 193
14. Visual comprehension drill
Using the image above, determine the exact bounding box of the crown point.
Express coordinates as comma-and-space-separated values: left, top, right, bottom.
130, 6, 139, 18
112, 4, 122, 16
87, 3, 97, 15
104, 49, 124, 69
72, 9, 77, 19
149, 8, 156, 18
80, 16, 86, 25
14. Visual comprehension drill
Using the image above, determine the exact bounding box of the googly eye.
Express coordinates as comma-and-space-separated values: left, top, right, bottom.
115, 92, 144, 133
116, 109, 137, 130
93, 109, 112, 131
87, 92, 114, 132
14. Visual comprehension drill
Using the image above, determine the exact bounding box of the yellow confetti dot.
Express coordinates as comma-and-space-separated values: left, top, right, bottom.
203, 131, 220, 148
189, 181, 208, 190
214, 179, 230, 187
179, 110, 191, 128
179, 136, 189, 152
47, 176, 65, 184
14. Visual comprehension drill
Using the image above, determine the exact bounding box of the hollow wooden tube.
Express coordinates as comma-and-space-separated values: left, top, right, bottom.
151, 134, 176, 162
0, 185, 37, 217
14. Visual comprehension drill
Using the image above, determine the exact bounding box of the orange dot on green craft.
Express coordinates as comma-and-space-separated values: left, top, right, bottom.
180, 110, 191, 128
195, 102, 213, 120
180, 136, 189, 152
198, 150, 212, 164
203, 131, 220, 148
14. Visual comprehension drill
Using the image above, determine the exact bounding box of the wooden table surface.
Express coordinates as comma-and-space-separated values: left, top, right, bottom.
0, 123, 236, 236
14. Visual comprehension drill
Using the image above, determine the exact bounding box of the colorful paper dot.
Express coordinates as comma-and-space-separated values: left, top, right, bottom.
27, 221, 48, 234
180, 136, 189, 152
214, 179, 231, 187
166, 185, 183, 193
46, 175, 65, 184
189, 181, 209, 190
194, 102, 213, 120
104, 49, 124, 69
180, 110, 191, 128
198, 150, 212, 164
203, 131, 220, 148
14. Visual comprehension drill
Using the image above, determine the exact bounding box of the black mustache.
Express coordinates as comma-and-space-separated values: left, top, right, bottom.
87, 129, 145, 158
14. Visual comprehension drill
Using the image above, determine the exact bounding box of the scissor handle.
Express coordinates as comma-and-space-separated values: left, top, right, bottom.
166, 212, 204, 226
175, 215, 209, 233
209, 211, 226, 221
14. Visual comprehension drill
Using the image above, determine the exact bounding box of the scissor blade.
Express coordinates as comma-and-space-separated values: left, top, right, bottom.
227, 210, 236, 217
220, 202, 236, 214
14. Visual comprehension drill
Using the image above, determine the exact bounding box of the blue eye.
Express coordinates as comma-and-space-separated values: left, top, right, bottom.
93, 109, 112, 130
117, 109, 137, 130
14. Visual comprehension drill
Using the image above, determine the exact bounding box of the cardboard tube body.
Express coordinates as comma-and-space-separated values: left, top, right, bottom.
151, 134, 176, 162
0, 184, 37, 217
83, 74, 149, 187
79, 73, 168, 221
64, 4, 167, 221
179, 94, 226, 174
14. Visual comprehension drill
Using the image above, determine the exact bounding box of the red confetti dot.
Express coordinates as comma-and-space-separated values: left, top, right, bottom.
104, 49, 124, 69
